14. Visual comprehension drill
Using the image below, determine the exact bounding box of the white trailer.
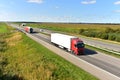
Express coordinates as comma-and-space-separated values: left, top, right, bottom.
51, 33, 77, 51
51, 33, 85, 55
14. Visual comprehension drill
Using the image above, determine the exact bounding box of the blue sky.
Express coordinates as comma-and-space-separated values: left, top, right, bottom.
0, 0, 120, 23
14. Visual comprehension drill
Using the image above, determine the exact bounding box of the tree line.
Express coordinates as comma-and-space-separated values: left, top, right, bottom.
79, 28, 120, 42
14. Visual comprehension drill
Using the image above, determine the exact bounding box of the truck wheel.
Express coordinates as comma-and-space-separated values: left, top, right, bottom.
71, 50, 74, 54
80, 52, 84, 55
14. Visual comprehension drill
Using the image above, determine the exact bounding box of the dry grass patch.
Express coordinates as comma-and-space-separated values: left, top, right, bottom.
0, 25, 98, 80
6, 32, 22, 47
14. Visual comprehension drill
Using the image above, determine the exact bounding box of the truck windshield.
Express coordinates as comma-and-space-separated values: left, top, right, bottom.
30, 28, 33, 33
76, 42, 85, 48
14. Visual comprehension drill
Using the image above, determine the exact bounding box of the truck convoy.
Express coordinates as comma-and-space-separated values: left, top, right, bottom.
51, 33, 85, 55
24, 26, 33, 33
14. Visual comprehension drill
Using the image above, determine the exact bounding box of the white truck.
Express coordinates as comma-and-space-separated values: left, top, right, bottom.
51, 33, 85, 55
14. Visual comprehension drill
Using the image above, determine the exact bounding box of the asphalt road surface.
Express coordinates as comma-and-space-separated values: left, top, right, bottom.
9, 23, 120, 52
36, 28, 120, 53
32, 33, 120, 78
81, 37, 120, 52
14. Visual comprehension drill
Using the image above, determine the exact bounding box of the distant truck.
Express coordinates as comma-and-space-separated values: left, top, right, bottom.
24, 26, 33, 33
21, 23, 26, 26
40, 29, 44, 32
51, 33, 85, 55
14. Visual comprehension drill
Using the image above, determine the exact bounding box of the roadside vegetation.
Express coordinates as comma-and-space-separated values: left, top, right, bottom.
0, 23, 10, 33
27, 23, 120, 42
79, 28, 120, 42
0, 23, 98, 80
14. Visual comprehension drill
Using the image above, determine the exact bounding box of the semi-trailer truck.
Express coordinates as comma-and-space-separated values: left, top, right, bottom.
51, 33, 85, 55
24, 27, 33, 33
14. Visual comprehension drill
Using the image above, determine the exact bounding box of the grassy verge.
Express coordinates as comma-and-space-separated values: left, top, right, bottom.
0, 23, 8, 33
0, 22, 15, 33
0, 24, 98, 80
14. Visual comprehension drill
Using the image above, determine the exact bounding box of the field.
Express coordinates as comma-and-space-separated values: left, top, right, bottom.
0, 23, 98, 80
27, 23, 120, 42
0, 23, 9, 33
28, 23, 120, 32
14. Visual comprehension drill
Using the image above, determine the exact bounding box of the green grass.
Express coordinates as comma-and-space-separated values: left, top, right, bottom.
0, 25, 98, 80
0, 22, 14, 33
28, 23, 120, 32
22, 34, 98, 80
27, 23, 120, 42
0, 23, 8, 33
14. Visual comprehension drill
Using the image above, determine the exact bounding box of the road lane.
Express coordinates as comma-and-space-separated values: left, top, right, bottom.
33, 33, 120, 78
36, 28, 120, 53
81, 37, 120, 52
28, 33, 120, 80
7, 23, 120, 53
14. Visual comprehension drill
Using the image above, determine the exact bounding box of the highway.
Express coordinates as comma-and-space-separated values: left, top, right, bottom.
8, 23, 120, 53
34, 28, 120, 53
8, 23, 120, 80
32, 32, 120, 78
81, 37, 120, 53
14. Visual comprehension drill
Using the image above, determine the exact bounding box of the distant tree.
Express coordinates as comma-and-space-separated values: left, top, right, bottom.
79, 29, 84, 34
115, 29, 120, 33
104, 28, 114, 33
89, 32, 96, 37
96, 32, 102, 38
115, 34, 120, 42
108, 34, 116, 40
100, 33, 108, 39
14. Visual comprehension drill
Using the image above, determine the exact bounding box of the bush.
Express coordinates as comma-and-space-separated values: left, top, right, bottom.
79, 29, 84, 34
100, 33, 108, 39
79, 28, 120, 42
95, 32, 102, 38
115, 29, 120, 33
115, 34, 120, 42
82, 31, 90, 37
104, 28, 114, 33
108, 33, 116, 40
90, 32, 96, 37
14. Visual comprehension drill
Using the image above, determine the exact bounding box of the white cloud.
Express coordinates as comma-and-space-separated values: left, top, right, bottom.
27, 15, 75, 22
27, 0, 43, 4
81, 0, 96, 4
114, 1, 120, 5
55, 6, 59, 9
114, 10, 120, 13
0, 11, 12, 21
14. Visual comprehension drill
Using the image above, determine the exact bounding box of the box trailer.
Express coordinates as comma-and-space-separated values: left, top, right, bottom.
24, 26, 33, 33
51, 33, 85, 55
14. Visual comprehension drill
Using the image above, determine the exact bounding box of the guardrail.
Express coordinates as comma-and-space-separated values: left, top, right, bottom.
85, 43, 120, 55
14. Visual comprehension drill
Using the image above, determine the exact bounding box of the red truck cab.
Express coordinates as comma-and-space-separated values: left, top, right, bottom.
71, 38, 85, 55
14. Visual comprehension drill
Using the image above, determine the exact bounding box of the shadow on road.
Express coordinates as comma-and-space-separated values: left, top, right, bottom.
32, 31, 39, 34
84, 48, 97, 55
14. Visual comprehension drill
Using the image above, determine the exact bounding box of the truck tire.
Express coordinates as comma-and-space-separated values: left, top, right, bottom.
71, 50, 74, 54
